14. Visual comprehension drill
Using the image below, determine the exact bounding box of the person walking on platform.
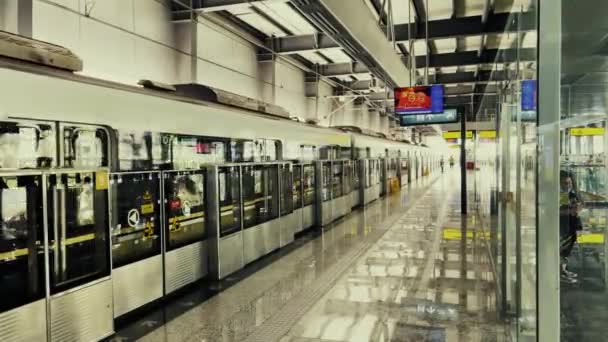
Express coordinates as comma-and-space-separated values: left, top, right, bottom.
440, 157, 445, 173
560, 170, 583, 284
449, 155, 455, 168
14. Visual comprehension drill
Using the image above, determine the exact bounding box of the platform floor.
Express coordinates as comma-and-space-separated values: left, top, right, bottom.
108, 170, 507, 342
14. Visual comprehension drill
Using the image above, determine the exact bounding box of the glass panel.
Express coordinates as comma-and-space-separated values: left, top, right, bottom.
266, 165, 279, 220
293, 165, 302, 209
164, 170, 206, 250
242, 165, 267, 228
0, 174, 44, 312
365, 160, 372, 188
332, 162, 343, 198
62, 125, 109, 168
280, 164, 293, 215
322, 162, 331, 202
218, 166, 241, 237
110, 172, 161, 268
47, 171, 110, 294
353, 161, 360, 190
303, 165, 315, 206
343, 161, 352, 195
0, 120, 56, 169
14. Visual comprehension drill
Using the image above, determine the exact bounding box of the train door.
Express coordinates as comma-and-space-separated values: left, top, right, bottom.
110, 171, 162, 318
163, 169, 208, 294
0, 171, 47, 341
279, 163, 295, 247
45, 169, 113, 341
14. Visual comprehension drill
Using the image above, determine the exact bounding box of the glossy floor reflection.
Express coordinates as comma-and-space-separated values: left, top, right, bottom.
109, 170, 506, 342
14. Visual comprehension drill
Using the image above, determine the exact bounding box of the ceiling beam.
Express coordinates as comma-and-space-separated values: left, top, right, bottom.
413, 48, 536, 68
342, 70, 511, 91
307, 48, 535, 77
176, 0, 290, 13
391, 12, 535, 41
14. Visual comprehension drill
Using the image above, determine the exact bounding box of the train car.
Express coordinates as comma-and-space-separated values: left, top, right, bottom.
0, 37, 428, 341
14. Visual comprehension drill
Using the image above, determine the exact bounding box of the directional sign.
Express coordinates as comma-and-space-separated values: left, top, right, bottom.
127, 209, 140, 227
399, 108, 459, 126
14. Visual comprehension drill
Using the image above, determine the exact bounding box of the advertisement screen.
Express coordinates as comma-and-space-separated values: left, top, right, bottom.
394, 85, 444, 114
521, 80, 537, 111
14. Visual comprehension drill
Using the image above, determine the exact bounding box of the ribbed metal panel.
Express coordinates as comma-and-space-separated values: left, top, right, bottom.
165, 240, 208, 294
0, 299, 47, 342
50, 279, 113, 342
113, 255, 163, 318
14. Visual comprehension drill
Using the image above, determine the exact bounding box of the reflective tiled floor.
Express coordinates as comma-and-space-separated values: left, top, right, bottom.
109, 170, 507, 342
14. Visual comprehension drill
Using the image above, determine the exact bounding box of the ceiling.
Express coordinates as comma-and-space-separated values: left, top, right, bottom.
171, 0, 537, 120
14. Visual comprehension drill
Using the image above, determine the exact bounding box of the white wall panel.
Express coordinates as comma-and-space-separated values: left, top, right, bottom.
32, 1, 80, 51
42, 0, 78, 11
0, 0, 19, 33
81, 0, 134, 31
134, 39, 177, 84
133, 0, 173, 46
77, 17, 137, 84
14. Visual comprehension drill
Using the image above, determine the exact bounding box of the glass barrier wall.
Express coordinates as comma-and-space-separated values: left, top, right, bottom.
218, 166, 241, 237
0, 173, 45, 312
280, 164, 293, 216
321, 162, 331, 202
537, 1, 608, 340
110, 172, 161, 268
353, 161, 360, 190
164, 170, 206, 250
293, 165, 303, 209
46, 171, 110, 294
242, 165, 266, 228
332, 162, 343, 199
303, 164, 315, 206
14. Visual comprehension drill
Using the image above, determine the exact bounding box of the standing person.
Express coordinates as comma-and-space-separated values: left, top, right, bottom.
560, 170, 583, 284
449, 155, 455, 168
440, 157, 445, 173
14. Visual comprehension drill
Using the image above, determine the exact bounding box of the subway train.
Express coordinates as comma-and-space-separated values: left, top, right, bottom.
0, 50, 439, 341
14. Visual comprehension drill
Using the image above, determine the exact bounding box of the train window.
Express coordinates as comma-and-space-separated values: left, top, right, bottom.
116, 130, 170, 171
280, 164, 293, 215
230, 140, 255, 162
322, 162, 331, 202
164, 170, 206, 251
293, 165, 302, 209
303, 165, 315, 206
62, 125, 109, 169
0, 174, 45, 312
218, 166, 241, 237
46, 171, 110, 294
0, 121, 56, 169
110, 172, 161, 268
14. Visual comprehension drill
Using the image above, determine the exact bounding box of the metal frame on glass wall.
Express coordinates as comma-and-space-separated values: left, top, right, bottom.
537, 0, 561, 340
